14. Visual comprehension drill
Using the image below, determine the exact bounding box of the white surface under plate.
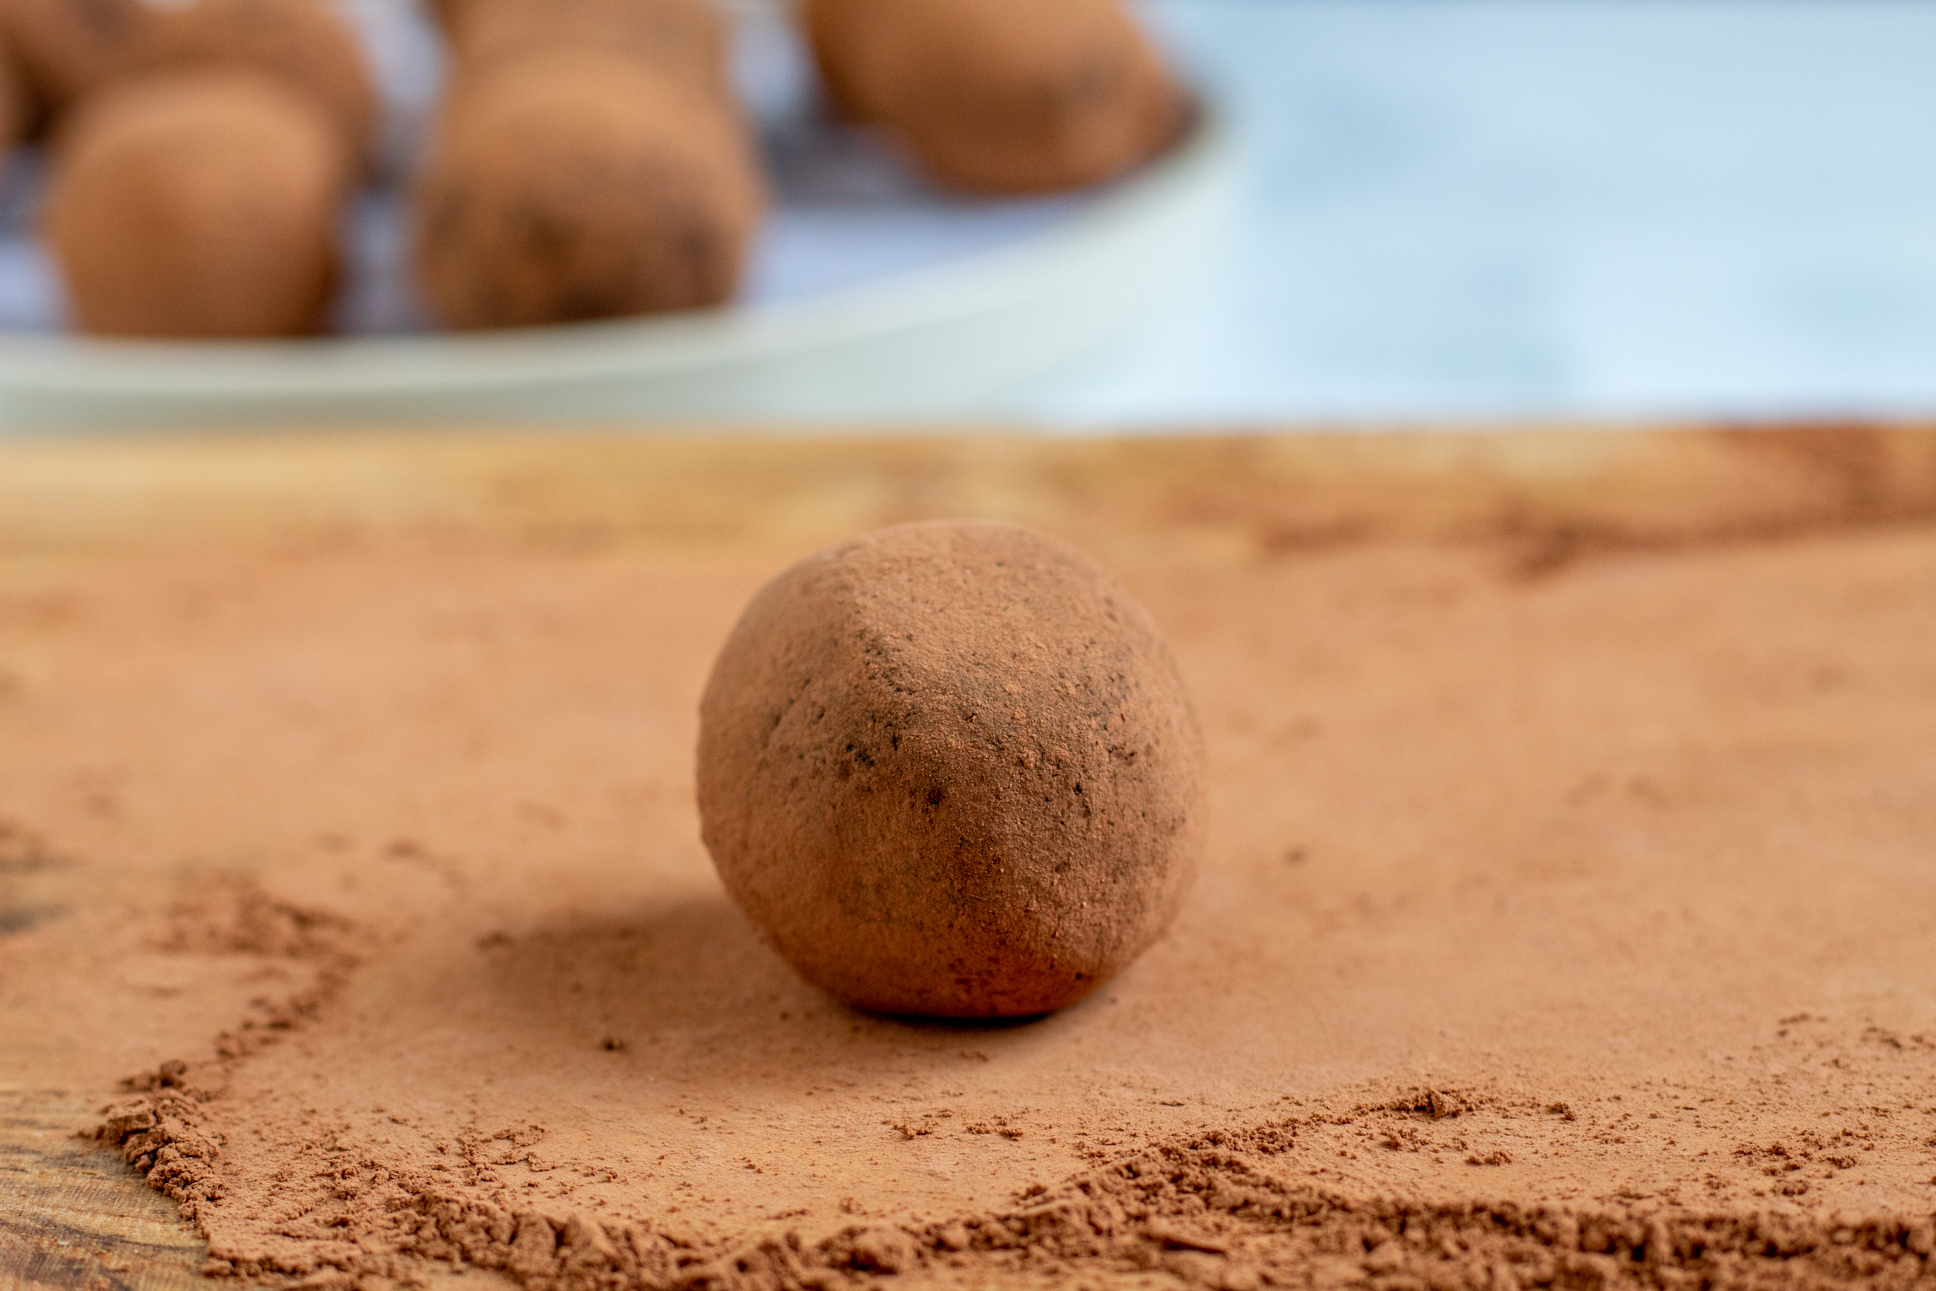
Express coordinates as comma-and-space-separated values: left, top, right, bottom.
0, 3, 1234, 431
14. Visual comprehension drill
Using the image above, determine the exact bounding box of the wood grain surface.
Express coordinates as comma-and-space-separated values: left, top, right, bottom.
1, 1090, 205, 1291
2, 423, 1933, 562
4, 422, 1934, 1290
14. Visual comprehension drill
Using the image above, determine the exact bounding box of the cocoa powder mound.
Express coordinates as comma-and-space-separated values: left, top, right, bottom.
2, 514, 1935, 1289
697, 521, 1204, 1018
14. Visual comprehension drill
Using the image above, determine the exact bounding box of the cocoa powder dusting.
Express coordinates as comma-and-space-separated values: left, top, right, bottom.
2, 450, 1935, 1289
698, 521, 1204, 1017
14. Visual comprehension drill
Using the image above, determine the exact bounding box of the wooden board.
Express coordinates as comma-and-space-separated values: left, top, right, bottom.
4, 421, 1936, 1290
1, 1089, 206, 1291
3, 422, 1935, 563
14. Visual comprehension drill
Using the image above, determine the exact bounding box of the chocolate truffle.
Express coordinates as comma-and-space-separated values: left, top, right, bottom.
697, 520, 1205, 1018
0, 36, 28, 150
116, 0, 377, 164
802, 0, 1186, 194
445, 0, 727, 103
411, 49, 763, 329
0, 0, 145, 120
43, 70, 347, 337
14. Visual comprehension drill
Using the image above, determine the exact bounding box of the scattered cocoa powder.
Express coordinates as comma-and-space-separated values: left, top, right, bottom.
2, 460, 1935, 1288
698, 521, 1204, 1017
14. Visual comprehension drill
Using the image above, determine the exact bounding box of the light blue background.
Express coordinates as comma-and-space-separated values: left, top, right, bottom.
1008, 0, 1936, 426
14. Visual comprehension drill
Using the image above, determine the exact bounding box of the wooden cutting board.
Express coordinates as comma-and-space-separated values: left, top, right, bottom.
4, 422, 1934, 1291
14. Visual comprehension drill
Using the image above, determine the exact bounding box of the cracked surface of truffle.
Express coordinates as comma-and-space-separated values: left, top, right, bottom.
43, 70, 346, 338
697, 520, 1205, 1018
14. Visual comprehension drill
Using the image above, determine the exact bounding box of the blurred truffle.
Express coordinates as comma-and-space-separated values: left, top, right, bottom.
0, 34, 28, 149
117, 0, 377, 164
803, 0, 1186, 194
0, 0, 146, 120
798, 0, 879, 122
43, 70, 347, 337
445, 0, 727, 103
412, 49, 763, 329
423, 0, 466, 34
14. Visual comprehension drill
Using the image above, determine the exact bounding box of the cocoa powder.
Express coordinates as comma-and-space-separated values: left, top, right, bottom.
2, 506, 1934, 1289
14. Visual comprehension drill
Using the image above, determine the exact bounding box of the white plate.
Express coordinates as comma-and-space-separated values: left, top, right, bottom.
0, 14, 1235, 432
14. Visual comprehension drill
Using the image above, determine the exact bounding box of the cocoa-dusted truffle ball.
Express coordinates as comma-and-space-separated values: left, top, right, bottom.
117, 0, 377, 164
445, 0, 727, 103
697, 521, 1204, 1018
0, 35, 29, 150
802, 0, 1185, 195
44, 70, 347, 337
0, 0, 146, 120
412, 49, 763, 329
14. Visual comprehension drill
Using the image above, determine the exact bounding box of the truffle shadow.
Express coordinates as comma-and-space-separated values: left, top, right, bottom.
457, 891, 1075, 1086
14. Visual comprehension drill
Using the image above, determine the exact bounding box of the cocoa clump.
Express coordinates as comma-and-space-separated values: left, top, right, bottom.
697, 520, 1204, 1017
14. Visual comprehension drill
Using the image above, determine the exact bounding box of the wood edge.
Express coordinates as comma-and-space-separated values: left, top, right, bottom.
1, 422, 1934, 568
